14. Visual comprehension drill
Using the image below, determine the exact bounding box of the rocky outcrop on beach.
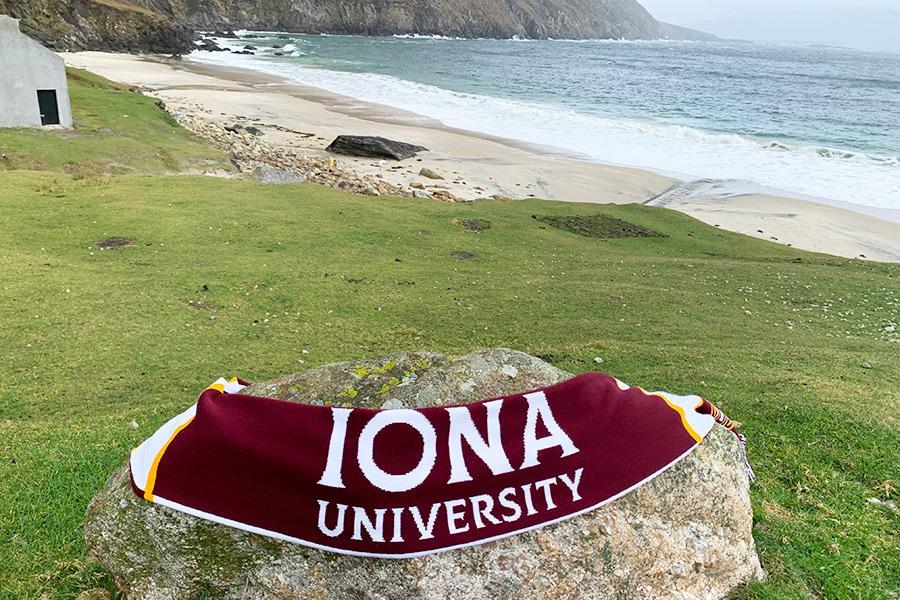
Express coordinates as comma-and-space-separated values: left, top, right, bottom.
84, 349, 763, 599
170, 111, 434, 198
326, 135, 428, 160
0, 0, 194, 53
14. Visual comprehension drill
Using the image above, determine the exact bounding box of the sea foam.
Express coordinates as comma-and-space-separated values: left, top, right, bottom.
194, 43, 900, 211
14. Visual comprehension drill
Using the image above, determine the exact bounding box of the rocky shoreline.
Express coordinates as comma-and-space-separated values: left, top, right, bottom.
171, 109, 470, 201
62, 52, 900, 263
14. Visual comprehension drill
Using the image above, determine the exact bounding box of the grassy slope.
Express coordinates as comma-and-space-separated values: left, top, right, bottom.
0, 70, 898, 600
0, 68, 230, 175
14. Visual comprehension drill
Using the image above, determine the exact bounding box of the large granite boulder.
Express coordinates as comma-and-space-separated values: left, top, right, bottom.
84, 349, 764, 599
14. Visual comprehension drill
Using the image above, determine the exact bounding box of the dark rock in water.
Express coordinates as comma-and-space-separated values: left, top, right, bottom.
243, 44, 257, 50
197, 38, 225, 51
326, 135, 428, 160
214, 29, 238, 38
271, 44, 283, 48
273, 51, 284, 56
233, 49, 254, 55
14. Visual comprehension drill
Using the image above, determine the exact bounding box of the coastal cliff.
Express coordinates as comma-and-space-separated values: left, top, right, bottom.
0, 0, 194, 52
1, 0, 713, 53
135, 0, 713, 41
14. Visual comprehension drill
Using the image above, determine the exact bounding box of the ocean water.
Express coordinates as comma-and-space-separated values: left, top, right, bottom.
195, 34, 900, 210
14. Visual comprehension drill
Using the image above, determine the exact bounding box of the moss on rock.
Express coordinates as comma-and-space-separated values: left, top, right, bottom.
84, 349, 764, 599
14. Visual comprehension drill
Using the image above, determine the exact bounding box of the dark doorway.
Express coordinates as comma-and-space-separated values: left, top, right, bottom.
37, 90, 60, 126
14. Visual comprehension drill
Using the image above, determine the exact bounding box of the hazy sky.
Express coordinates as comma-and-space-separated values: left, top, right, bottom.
641, 0, 900, 25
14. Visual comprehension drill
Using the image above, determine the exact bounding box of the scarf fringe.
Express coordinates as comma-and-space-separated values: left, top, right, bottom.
705, 402, 756, 482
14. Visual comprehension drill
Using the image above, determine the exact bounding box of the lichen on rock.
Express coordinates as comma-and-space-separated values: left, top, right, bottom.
84, 348, 764, 599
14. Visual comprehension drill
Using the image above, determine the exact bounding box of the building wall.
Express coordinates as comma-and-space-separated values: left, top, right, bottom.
0, 15, 73, 128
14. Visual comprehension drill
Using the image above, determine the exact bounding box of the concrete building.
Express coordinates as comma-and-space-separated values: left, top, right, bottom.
0, 15, 72, 128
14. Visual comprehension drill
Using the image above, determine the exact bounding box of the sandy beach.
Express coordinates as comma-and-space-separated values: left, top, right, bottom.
62, 51, 900, 263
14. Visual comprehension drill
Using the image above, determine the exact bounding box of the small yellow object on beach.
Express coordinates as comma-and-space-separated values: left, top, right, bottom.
328, 158, 335, 169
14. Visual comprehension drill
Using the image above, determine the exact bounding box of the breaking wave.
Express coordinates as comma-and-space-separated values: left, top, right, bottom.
194, 38, 900, 211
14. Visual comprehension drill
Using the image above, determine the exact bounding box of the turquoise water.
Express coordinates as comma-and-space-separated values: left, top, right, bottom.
198, 35, 900, 209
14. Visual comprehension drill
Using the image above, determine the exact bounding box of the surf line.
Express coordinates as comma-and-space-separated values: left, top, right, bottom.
316, 467, 584, 543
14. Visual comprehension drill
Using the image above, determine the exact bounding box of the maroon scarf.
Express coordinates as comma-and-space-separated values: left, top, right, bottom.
130, 372, 749, 558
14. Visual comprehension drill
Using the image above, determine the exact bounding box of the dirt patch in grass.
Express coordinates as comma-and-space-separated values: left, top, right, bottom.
532, 214, 666, 239
64, 161, 113, 181
0, 151, 45, 171
451, 251, 476, 260
95, 237, 135, 249
453, 218, 492, 232
187, 299, 216, 310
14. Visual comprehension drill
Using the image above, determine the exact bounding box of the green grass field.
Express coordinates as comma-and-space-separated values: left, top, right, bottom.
0, 69, 898, 599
